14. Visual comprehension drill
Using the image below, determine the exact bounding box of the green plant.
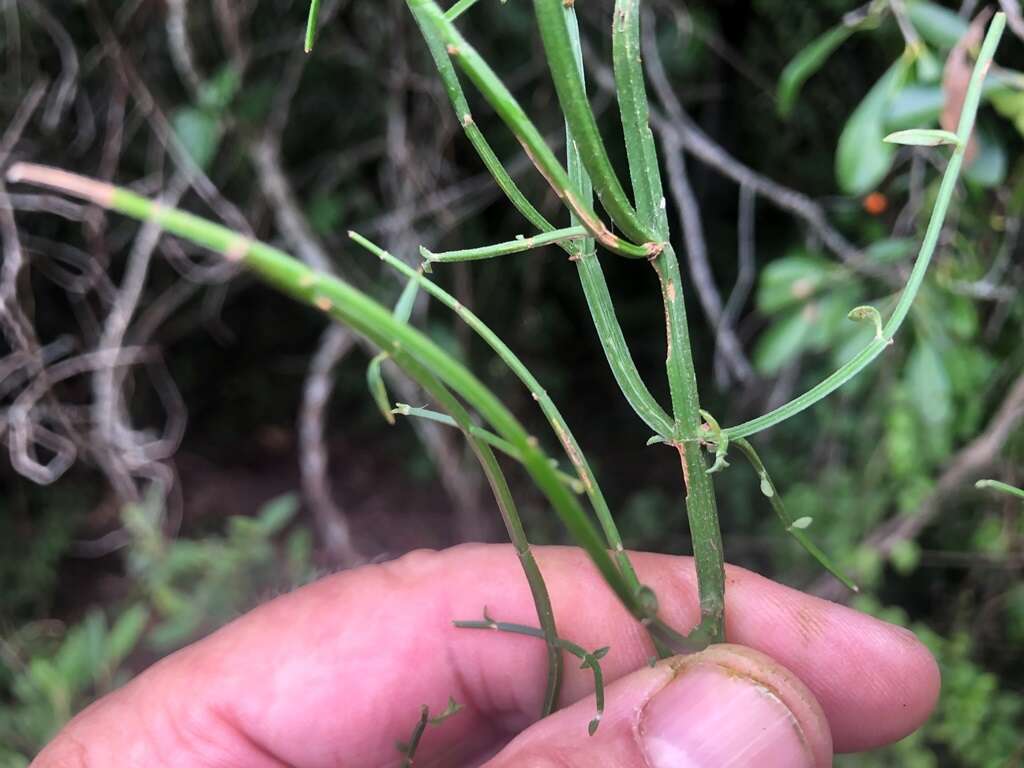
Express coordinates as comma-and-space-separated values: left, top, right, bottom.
6, 0, 1007, 743
0, 495, 314, 764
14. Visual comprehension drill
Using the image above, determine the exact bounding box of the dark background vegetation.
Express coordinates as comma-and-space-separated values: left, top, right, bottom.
1, 0, 1022, 764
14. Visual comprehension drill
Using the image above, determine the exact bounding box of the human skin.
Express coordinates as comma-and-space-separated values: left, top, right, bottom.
32, 544, 940, 767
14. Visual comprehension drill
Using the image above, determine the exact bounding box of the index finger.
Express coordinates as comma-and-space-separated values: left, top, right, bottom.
35, 544, 939, 767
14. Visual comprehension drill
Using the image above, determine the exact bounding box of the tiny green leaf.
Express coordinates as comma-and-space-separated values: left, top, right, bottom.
847, 305, 886, 340
788, 516, 813, 530
883, 128, 961, 146
759, 473, 775, 498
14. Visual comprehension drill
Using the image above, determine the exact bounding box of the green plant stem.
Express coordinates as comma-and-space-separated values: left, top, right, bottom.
612, 5, 724, 643
393, 404, 586, 494
732, 438, 858, 591
409, 0, 675, 439
723, 12, 1006, 441
408, 0, 655, 259
304, 0, 322, 53
421, 226, 587, 263
454, 612, 608, 734
351, 231, 644, 592
652, 244, 725, 642
533, 0, 655, 247
976, 479, 1024, 500
7, 163, 702, 654
612, 0, 669, 239
408, 1, 554, 236
444, 0, 482, 21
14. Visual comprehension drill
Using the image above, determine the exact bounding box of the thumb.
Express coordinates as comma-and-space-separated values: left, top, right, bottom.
485, 644, 833, 768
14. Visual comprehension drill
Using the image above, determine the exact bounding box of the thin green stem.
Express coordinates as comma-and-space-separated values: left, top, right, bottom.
304, 0, 322, 53
410, 0, 675, 440
421, 226, 587, 264
444, 0, 482, 21
612, 0, 669, 240
454, 610, 609, 735
408, 0, 654, 259
408, 1, 555, 236
350, 231, 645, 592
614, 8, 724, 642
732, 438, 858, 591
976, 479, 1024, 500
723, 13, 1006, 440
533, 0, 655, 247
393, 404, 586, 494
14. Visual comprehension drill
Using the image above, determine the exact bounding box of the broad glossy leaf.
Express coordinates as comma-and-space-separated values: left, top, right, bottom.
905, 0, 968, 49
836, 59, 911, 195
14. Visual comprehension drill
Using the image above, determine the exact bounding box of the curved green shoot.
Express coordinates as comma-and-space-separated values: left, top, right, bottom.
455, 609, 609, 736
976, 479, 1024, 500
393, 404, 586, 494
732, 438, 859, 591
366, 273, 422, 425
444, 0, 483, 21
533, 0, 655, 247
421, 226, 587, 264
724, 12, 1006, 441
408, 0, 655, 259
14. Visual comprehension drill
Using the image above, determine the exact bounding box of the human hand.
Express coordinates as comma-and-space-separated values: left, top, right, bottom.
33, 544, 939, 767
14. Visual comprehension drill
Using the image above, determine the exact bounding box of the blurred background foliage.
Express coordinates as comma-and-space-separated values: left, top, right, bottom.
1, 0, 1022, 764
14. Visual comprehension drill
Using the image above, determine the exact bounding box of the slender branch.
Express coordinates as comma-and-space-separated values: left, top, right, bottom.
534, 0, 655, 247
731, 437, 858, 591
392, 404, 585, 494
408, 0, 655, 259
723, 13, 1007, 440
421, 226, 587, 264
350, 231, 644, 592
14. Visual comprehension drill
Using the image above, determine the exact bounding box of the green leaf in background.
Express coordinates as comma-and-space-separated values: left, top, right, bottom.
885, 83, 945, 131
884, 128, 960, 146
104, 605, 149, 671
198, 66, 240, 112
836, 57, 911, 195
778, 25, 857, 119
906, 340, 952, 429
964, 129, 1008, 188
905, 0, 969, 50
754, 309, 813, 375
256, 494, 298, 535
755, 251, 837, 314
171, 108, 220, 170
865, 237, 915, 263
